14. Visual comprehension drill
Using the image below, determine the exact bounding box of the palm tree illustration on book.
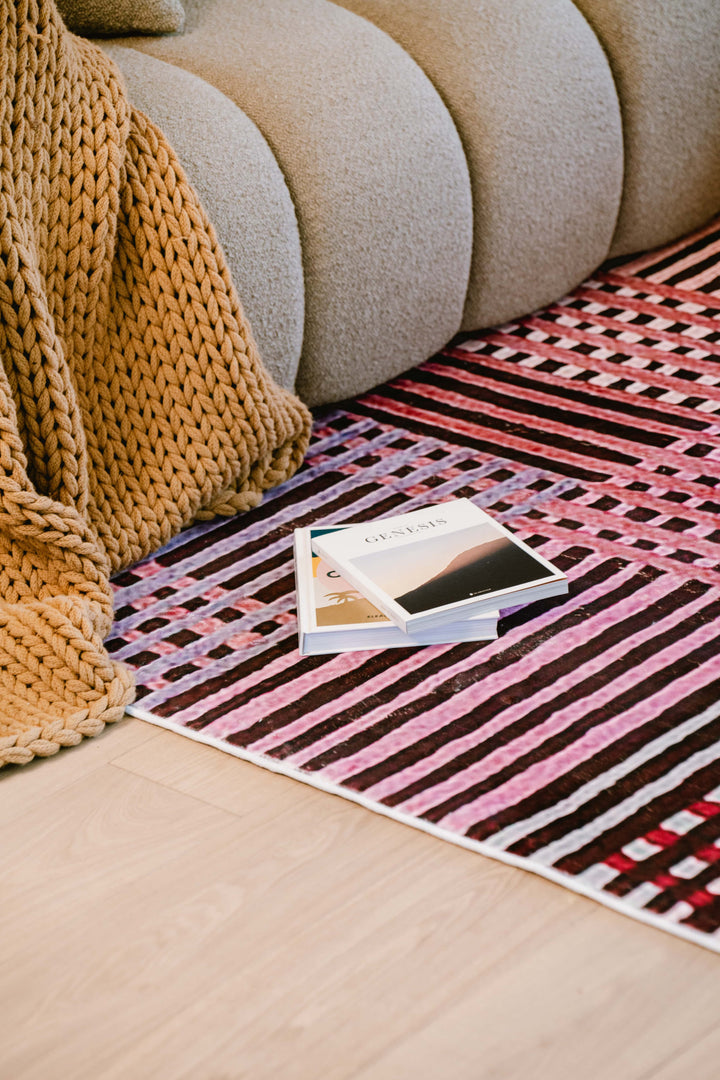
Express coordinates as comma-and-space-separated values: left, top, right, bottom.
313, 559, 388, 627
326, 590, 359, 605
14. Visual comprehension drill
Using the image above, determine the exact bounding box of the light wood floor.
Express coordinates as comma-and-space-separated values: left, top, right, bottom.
2, 715, 720, 1080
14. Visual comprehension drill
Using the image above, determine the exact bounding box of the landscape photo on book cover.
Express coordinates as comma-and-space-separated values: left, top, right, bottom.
352, 522, 555, 615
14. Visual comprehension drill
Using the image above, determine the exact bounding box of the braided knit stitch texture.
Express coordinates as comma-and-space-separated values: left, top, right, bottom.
0, 0, 311, 767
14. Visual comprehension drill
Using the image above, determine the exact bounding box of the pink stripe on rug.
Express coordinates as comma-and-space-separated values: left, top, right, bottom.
198, 646, 387, 738
499, 519, 720, 586
362, 592, 715, 807
395, 377, 714, 474
616, 219, 720, 275
574, 286, 720, 332
640, 236, 720, 286
244, 641, 464, 754
420, 360, 704, 442
330, 580, 714, 801
436, 633, 720, 835
384, 592, 715, 816
255, 555, 623, 763
361, 395, 720, 501
525, 317, 720, 381
674, 262, 720, 294
566, 482, 720, 533
310, 569, 670, 783
535, 499, 720, 560
548, 305, 720, 357
598, 270, 720, 305
485, 330, 720, 395
443, 347, 720, 428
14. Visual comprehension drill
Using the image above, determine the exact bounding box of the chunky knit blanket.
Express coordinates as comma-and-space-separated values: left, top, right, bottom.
0, 1, 311, 767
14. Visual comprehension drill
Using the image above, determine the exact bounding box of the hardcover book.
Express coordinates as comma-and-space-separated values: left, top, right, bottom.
311, 499, 568, 634
294, 526, 498, 654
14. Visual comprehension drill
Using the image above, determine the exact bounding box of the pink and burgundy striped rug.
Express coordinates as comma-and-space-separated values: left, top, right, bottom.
108, 218, 720, 953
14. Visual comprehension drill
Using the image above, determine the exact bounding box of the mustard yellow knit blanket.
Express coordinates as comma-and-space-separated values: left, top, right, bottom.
0, 1, 311, 766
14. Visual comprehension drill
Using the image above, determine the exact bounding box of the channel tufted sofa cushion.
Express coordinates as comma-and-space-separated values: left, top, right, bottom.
95, 0, 720, 406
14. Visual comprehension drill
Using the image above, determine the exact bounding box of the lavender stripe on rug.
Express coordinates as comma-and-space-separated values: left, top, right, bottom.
109, 218, 720, 953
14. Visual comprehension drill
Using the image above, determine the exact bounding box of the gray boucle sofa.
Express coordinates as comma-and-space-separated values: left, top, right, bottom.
93, 0, 720, 406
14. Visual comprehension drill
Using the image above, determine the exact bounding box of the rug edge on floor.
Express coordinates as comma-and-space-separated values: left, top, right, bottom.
126, 703, 720, 956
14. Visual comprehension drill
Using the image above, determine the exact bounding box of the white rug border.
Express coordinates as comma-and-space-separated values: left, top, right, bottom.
127, 703, 720, 956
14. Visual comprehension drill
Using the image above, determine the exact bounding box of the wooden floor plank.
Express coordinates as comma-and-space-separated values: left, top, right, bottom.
639, 1025, 720, 1080
2, 721, 718, 1080
112, 723, 323, 819
0, 715, 159, 825
348, 899, 720, 1080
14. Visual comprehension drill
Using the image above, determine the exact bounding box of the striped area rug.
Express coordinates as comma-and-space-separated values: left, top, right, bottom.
108, 218, 720, 953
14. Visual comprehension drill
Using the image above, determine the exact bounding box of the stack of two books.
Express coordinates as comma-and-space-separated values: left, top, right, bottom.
293, 498, 568, 655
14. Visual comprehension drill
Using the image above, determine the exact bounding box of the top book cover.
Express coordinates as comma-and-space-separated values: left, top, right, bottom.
312, 498, 568, 633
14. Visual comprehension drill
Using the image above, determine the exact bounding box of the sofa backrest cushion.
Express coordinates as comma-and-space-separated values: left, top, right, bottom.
56, 0, 185, 37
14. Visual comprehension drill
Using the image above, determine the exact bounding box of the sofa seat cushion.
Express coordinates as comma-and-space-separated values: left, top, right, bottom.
109, 0, 474, 406
333, 0, 625, 332
574, 0, 720, 257
102, 45, 305, 392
